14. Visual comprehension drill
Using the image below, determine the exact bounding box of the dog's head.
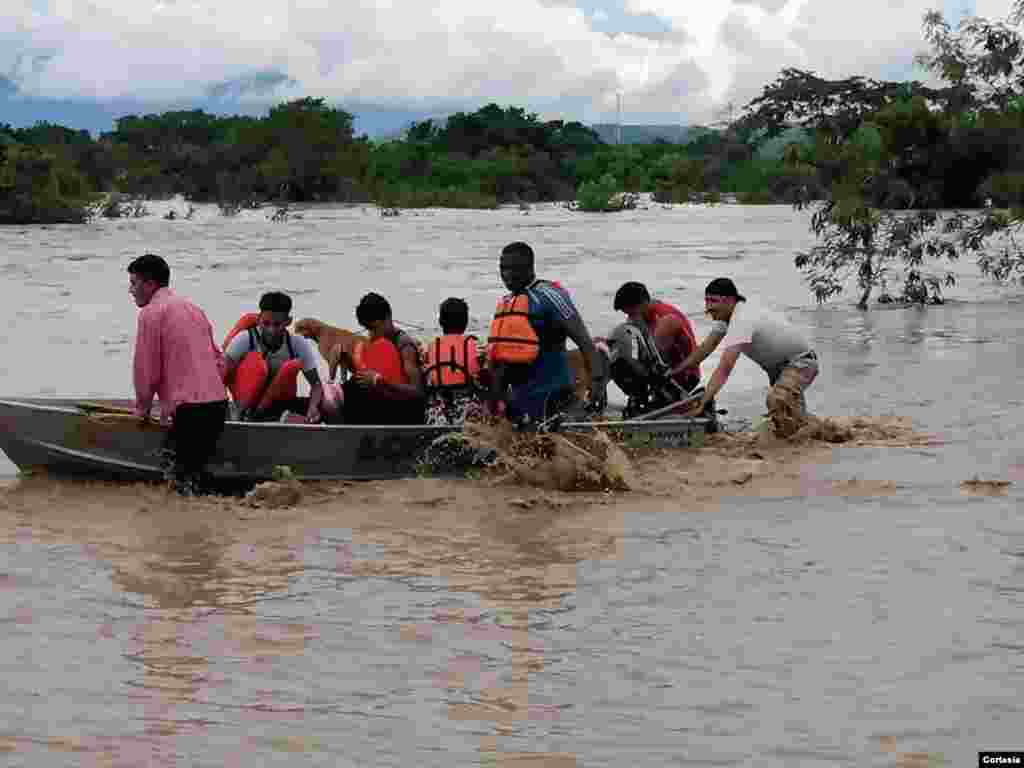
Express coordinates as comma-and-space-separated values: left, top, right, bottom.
292, 317, 322, 340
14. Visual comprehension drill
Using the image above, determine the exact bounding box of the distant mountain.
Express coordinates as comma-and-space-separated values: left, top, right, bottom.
590, 124, 700, 145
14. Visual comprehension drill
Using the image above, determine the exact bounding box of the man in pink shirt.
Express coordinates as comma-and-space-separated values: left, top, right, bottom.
129, 253, 228, 495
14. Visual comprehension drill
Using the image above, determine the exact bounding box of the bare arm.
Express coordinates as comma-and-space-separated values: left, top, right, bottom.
672, 330, 725, 378
221, 334, 248, 384
561, 313, 606, 405
206, 321, 227, 382
133, 310, 161, 418
701, 344, 746, 403
303, 368, 324, 419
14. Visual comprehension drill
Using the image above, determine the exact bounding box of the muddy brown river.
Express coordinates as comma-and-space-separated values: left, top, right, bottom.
0, 201, 1022, 766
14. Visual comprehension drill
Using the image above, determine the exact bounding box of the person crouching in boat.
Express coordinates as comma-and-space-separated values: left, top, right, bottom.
423, 297, 486, 426
608, 281, 709, 419
129, 253, 228, 496
342, 292, 427, 425
612, 281, 702, 393
222, 291, 340, 423
486, 241, 607, 428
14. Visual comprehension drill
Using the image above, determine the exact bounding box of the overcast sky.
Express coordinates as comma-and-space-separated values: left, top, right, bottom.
1, 0, 1016, 130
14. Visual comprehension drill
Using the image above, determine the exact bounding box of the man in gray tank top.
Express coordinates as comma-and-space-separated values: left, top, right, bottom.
672, 278, 819, 437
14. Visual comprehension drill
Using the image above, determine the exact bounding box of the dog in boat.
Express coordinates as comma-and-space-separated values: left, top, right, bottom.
292, 318, 368, 382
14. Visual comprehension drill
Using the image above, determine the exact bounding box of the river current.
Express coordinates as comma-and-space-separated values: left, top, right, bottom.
0, 200, 1021, 766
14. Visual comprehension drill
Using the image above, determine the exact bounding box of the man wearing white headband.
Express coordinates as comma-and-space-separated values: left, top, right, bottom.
674, 278, 819, 437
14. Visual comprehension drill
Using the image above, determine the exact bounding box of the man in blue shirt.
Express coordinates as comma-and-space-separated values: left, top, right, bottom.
487, 241, 607, 426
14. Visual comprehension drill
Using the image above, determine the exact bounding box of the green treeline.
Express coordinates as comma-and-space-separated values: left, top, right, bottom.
1, 98, 821, 224
3, 0, 1023, 239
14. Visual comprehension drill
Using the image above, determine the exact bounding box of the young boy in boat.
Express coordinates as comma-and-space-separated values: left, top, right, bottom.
684, 278, 819, 437
422, 297, 486, 426
486, 241, 607, 427
128, 253, 228, 496
222, 292, 340, 423
342, 292, 427, 425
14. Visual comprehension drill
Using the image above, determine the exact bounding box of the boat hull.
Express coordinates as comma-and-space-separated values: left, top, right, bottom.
0, 398, 713, 483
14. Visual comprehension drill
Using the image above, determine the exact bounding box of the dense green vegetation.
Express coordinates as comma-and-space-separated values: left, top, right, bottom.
1, 97, 817, 223
0, 126, 99, 223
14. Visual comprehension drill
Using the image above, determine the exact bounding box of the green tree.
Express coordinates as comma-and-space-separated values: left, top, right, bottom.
0, 143, 97, 224
577, 173, 619, 211
740, 1, 1024, 306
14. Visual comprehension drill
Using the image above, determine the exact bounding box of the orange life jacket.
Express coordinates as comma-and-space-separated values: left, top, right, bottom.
222, 312, 261, 351
424, 334, 480, 389
223, 314, 302, 412
487, 293, 540, 365
351, 332, 413, 386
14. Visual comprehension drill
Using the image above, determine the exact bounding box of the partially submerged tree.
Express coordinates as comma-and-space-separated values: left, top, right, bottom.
739, 1, 1024, 307
0, 143, 97, 224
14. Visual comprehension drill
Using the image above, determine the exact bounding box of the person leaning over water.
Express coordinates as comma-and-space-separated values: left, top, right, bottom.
678, 278, 819, 437
486, 241, 607, 426
128, 253, 228, 496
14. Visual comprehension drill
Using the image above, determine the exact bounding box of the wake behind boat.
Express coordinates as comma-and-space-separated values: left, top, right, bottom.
0, 398, 715, 483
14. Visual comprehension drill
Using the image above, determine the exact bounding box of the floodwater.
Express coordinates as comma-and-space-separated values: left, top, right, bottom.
0, 201, 1022, 767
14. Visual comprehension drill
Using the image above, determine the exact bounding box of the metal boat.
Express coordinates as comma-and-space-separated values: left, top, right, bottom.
0, 397, 714, 482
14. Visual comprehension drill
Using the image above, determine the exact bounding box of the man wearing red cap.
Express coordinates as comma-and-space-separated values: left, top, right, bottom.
674, 278, 819, 437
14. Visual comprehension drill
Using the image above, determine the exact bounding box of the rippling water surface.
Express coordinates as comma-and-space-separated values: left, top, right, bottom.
1, 202, 1022, 767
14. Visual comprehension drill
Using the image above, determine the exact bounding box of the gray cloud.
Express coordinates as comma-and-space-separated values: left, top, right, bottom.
603, 26, 693, 44
205, 70, 298, 101
718, 10, 761, 53
0, 0, 961, 128
615, 57, 711, 122
719, 8, 798, 61
787, 0, 932, 80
